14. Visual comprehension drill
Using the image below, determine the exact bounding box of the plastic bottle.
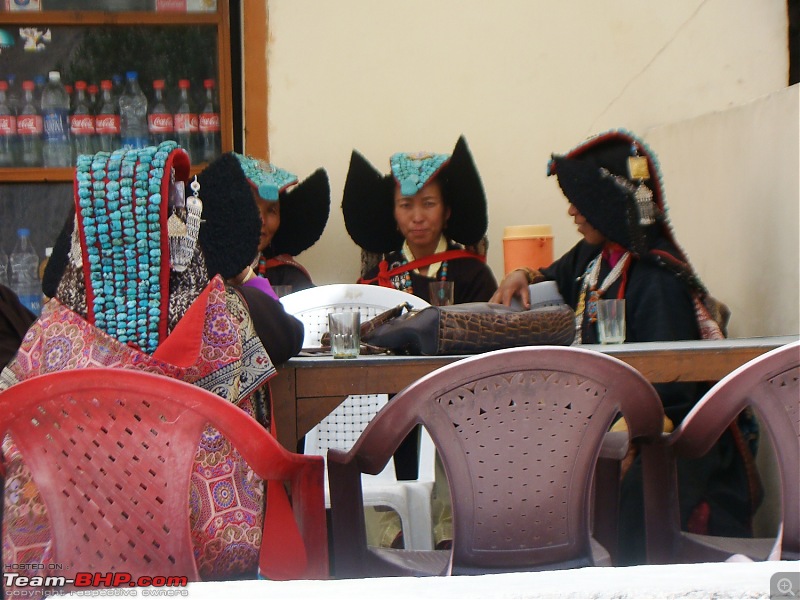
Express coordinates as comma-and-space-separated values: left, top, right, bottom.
17, 81, 43, 168
0, 81, 17, 167
119, 71, 148, 149
33, 74, 46, 106
41, 71, 72, 167
70, 80, 95, 159
173, 79, 198, 163
95, 80, 121, 152
147, 79, 174, 146
5, 74, 21, 116
87, 83, 100, 115
199, 78, 220, 163
9, 228, 41, 315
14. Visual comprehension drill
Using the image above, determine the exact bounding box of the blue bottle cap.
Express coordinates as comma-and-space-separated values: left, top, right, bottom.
17, 228, 30, 237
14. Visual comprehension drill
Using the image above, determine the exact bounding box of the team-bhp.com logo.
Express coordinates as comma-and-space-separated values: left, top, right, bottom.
3, 565, 188, 596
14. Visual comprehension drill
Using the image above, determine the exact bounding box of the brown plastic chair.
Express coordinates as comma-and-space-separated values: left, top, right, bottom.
327, 345, 666, 577
651, 340, 799, 563
0, 368, 328, 584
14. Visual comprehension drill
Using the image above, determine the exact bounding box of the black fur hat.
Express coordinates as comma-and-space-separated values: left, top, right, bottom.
342, 135, 488, 254
547, 129, 707, 294
268, 168, 330, 257
196, 152, 262, 279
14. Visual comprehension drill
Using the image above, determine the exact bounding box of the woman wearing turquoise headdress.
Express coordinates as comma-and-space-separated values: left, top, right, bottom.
342, 135, 497, 304
2, 145, 306, 581
491, 130, 754, 565
232, 154, 330, 293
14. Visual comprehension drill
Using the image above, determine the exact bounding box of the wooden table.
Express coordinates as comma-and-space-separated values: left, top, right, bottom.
269, 335, 798, 451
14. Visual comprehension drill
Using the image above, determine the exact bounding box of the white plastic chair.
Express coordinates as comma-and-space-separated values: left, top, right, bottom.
281, 283, 436, 549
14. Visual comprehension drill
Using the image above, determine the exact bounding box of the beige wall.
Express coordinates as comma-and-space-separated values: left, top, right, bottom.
257, 0, 797, 337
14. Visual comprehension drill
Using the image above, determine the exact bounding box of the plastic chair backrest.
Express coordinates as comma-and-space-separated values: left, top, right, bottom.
327, 345, 665, 577
280, 283, 430, 347
0, 368, 328, 582
663, 340, 800, 561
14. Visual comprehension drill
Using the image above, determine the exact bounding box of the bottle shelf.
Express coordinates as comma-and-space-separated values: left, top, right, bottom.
0, 164, 208, 183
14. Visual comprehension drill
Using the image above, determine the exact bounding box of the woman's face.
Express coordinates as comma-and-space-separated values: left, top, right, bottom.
255, 192, 281, 252
393, 180, 451, 255
567, 203, 607, 246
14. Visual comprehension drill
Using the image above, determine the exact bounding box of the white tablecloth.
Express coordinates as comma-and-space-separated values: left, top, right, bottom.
181, 560, 799, 600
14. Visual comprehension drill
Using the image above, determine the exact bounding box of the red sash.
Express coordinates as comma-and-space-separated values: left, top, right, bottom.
260, 254, 313, 282
358, 249, 486, 288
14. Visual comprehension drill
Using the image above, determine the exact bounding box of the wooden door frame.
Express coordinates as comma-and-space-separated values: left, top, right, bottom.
242, 0, 269, 160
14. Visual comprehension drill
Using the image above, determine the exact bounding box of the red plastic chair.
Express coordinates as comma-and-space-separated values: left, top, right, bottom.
651, 340, 800, 563
0, 368, 328, 584
327, 345, 666, 577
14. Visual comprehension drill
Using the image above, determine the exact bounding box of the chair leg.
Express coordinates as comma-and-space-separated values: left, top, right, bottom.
593, 456, 621, 563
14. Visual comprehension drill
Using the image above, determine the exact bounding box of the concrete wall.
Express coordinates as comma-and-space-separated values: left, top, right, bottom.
257, 0, 797, 337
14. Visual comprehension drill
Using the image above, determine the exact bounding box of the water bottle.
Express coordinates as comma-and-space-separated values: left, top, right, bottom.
199, 78, 220, 163
147, 79, 174, 146
173, 79, 198, 163
18, 81, 43, 167
119, 71, 148, 149
9, 228, 41, 315
0, 248, 8, 287
95, 80, 121, 152
0, 80, 17, 167
41, 71, 72, 167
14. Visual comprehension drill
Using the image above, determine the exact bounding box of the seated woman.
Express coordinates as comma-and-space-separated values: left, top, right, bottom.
491, 129, 753, 565
1, 145, 304, 580
342, 135, 497, 304
233, 154, 330, 292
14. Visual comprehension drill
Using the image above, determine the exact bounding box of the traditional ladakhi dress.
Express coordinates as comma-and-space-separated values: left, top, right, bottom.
1, 144, 304, 581
361, 239, 498, 304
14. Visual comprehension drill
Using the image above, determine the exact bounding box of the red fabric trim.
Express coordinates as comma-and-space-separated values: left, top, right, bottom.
157, 150, 178, 344
358, 249, 485, 287
75, 174, 96, 326
151, 278, 217, 366
650, 248, 690, 270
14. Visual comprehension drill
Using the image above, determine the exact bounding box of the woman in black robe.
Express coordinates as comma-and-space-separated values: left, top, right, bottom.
342, 135, 497, 304
491, 130, 754, 565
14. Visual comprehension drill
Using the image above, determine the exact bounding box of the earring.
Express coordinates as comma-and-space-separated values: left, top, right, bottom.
169, 175, 203, 272
635, 182, 656, 225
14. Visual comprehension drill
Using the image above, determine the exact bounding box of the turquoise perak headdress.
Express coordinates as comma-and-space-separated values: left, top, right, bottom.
233, 154, 299, 201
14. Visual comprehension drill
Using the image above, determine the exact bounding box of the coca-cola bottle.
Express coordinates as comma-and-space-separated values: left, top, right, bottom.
5, 74, 21, 116
173, 79, 198, 163
199, 78, 221, 163
33, 74, 46, 106
18, 81, 43, 167
70, 80, 95, 159
147, 79, 174, 146
0, 80, 17, 167
88, 83, 100, 115
95, 80, 121, 152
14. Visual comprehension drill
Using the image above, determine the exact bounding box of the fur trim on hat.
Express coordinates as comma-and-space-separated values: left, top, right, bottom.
197, 152, 262, 280
548, 129, 708, 294
342, 135, 488, 254
270, 168, 331, 256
